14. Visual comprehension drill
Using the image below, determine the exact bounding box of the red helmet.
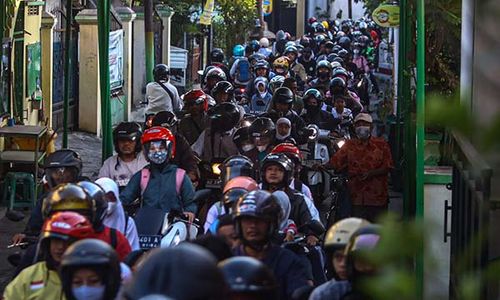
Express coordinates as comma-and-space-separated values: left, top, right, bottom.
141, 126, 176, 159
41, 211, 94, 241
271, 143, 302, 165
223, 176, 259, 194
183, 89, 209, 112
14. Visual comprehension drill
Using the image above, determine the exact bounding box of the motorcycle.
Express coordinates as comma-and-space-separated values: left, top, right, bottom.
134, 207, 200, 250
195, 158, 225, 227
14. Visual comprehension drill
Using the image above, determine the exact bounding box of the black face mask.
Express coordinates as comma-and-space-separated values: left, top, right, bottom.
319, 72, 329, 79
306, 105, 320, 115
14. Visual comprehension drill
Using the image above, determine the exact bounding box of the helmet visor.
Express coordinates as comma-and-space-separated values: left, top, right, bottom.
46, 167, 79, 187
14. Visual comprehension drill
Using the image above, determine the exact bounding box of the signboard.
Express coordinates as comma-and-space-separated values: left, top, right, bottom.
372, 4, 400, 28
109, 29, 124, 90
263, 0, 273, 16
200, 0, 215, 25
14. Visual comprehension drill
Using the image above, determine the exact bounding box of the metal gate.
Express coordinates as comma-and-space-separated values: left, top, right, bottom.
51, 6, 79, 131
445, 131, 493, 299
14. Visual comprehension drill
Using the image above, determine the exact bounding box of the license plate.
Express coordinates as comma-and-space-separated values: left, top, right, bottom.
206, 179, 222, 189
139, 235, 162, 249
303, 159, 321, 168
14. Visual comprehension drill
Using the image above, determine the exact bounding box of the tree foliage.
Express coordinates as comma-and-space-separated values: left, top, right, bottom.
362, 0, 461, 94
214, 0, 257, 53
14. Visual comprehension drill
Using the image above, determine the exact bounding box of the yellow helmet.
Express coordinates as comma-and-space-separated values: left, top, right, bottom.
322, 20, 329, 30
273, 56, 290, 71
324, 217, 370, 250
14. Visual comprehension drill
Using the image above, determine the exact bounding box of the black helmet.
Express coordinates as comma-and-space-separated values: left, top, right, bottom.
299, 36, 312, 48
333, 67, 350, 79
210, 48, 225, 63
284, 45, 298, 55
261, 153, 294, 187
151, 111, 179, 129
206, 67, 227, 82
233, 126, 254, 153
212, 81, 234, 99
221, 155, 255, 184
208, 102, 240, 133
345, 224, 381, 280
249, 39, 260, 52
249, 117, 276, 140
338, 36, 352, 50
153, 64, 170, 81
338, 49, 349, 60
61, 239, 121, 300
113, 122, 142, 153
77, 181, 107, 228
124, 243, 227, 300
330, 77, 347, 95
234, 190, 282, 238
327, 53, 339, 63
316, 60, 333, 73
332, 45, 343, 54
42, 183, 95, 221
303, 88, 324, 103
272, 87, 294, 105
254, 59, 270, 71
219, 256, 278, 299
43, 150, 83, 188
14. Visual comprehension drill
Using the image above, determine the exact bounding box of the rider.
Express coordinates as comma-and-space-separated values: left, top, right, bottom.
245, 59, 272, 100
301, 88, 339, 132
219, 256, 279, 300
283, 77, 304, 114
233, 126, 255, 155
284, 46, 307, 85
124, 243, 227, 299
98, 122, 148, 190
299, 47, 317, 80
95, 177, 140, 250
249, 76, 272, 113
191, 102, 241, 160
4, 212, 94, 299
232, 190, 310, 299
202, 67, 227, 100
329, 77, 363, 115
211, 80, 235, 104
246, 117, 276, 165
178, 89, 209, 145
309, 60, 333, 94
120, 127, 197, 222
209, 47, 231, 80
12, 149, 83, 245
145, 64, 182, 115
272, 56, 292, 78
60, 239, 122, 300
230, 45, 253, 87
151, 110, 199, 182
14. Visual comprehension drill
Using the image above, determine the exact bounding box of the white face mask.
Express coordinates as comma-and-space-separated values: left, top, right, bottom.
355, 126, 371, 140
72, 285, 105, 300
242, 144, 255, 152
257, 145, 268, 152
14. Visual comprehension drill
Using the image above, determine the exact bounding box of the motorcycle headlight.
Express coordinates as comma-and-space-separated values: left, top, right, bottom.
212, 163, 222, 175
337, 140, 345, 148
357, 80, 363, 88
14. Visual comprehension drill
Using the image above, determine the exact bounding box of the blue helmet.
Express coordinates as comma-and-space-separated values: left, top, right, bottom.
233, 45, 245, 57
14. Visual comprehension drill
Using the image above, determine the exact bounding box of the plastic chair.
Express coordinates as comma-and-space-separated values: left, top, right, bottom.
2, 172, 36, 210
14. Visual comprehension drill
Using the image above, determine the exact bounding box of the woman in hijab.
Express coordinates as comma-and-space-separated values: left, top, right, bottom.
95, 177, 140, 250
272, 190, 297, 242
275, 117, 296, 144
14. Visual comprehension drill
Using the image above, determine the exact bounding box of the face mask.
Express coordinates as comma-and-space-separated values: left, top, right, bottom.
257, 145, 268, 152
307, 105, 320, 114
353, 49, 360, 54
242, 144, 255, 152
355, 126, 371, 140
72, 285, 105, 300
148, 150, 168, 164
107, 201, 117, 215
319, 72, 329, 79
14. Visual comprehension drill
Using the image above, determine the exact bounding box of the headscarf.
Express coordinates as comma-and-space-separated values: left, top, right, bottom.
95, 177, 126, 234
272, 190, 291, 230
276, 117, 292, 140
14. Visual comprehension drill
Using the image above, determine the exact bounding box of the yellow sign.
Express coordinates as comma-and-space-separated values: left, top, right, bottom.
263, 0, 273, 16
200, 0, 215, 25
372, 4, 400, 28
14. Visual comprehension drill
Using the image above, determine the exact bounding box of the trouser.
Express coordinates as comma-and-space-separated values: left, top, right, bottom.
352, 204, 388, 223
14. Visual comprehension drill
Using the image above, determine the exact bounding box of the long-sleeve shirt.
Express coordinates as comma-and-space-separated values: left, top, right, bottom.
145, 81, 182, 114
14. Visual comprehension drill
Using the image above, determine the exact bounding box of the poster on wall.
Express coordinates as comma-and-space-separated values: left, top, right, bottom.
109, 29, 124, 90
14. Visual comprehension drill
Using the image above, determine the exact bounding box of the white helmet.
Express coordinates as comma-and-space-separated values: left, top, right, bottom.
259, 37, 270, 48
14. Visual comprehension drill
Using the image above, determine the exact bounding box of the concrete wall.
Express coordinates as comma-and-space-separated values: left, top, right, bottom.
132, 16, 147, 109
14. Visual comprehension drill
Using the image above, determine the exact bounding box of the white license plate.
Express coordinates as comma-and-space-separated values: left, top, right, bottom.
206, 179, 222, 188
139, 235, 162, 249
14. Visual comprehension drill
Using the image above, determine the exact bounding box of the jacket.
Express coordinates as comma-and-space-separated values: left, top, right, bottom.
179, 113, 208, 145
301, 109, 340, 131
4, 262, 65, 300
120, 164, 196, 214
172, 133, 198, 174
285, 188, 314, 229
191, 128, 239, 161
234, 245, 309, 300
145, 81, 182, 114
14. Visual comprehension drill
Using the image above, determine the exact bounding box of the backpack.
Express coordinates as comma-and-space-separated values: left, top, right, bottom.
140, 167, 186, 196
235, 58, 251, 83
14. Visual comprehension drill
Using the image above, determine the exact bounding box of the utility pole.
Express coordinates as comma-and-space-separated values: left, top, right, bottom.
348, 0, 353, 19
62, 0, 73, 148
296, 0, 305, 37
97, 0, 113, 160
257, 0, 264, 38
144, 0, 154, 82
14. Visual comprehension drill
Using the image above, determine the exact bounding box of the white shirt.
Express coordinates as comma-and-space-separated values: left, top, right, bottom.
145, 80, 182, 114
98, 153, 149, 188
